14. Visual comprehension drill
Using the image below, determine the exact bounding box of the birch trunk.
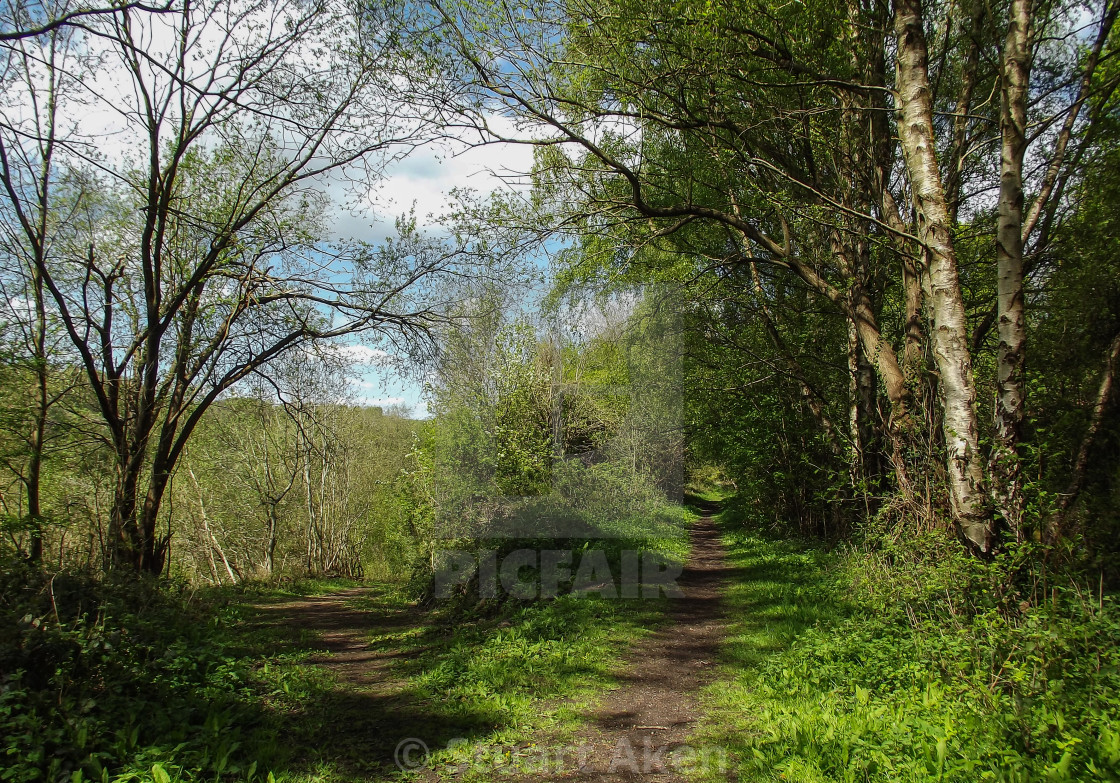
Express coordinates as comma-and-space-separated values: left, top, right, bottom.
187, 465, 220, 584
894, 0, 993, 551
991, 0, 1032, 537
848, 318, 862, 467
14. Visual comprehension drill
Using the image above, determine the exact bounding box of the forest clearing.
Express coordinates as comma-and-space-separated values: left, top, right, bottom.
2, 0, 1120, 780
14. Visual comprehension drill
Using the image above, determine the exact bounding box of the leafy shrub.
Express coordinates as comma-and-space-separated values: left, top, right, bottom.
0, 558, 280, 783
702, 526, 1120, 782
409, 458, 691, 608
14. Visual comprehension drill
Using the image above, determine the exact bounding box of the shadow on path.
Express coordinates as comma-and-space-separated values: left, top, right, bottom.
473, 511, 737, 783
244, 587, 502, 778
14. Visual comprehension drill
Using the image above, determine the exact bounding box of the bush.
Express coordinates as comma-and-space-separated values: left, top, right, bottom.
704, 525, 1120, 782
0, 559, 277, 783
409, 459, 691, 609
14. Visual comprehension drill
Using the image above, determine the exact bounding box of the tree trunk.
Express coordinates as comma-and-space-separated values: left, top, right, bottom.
303, 418, 317, 574
265, 505, 279, 576
1051, 331, 1120, 539
901, 256, 926, 386
894, 0, 994, 552
109, 455, 141, 570
823, 234, 913, 432
848, 316, 864, 490
188, 465, 220, 583
991, 0, 1032, 538
26, 265, 48, 565
945, 0, 985, 225
139, 464, 173, 574
109, 444, 170, 574
26, 429, 44, 564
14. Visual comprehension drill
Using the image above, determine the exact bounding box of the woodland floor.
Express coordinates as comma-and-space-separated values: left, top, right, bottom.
253, 586, 412, 689
243, 506, 735, 781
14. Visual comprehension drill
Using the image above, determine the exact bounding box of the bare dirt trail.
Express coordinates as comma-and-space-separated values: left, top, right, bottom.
504, 509, 735, 782
251, 586, 414, 688
245, 585, 449, 778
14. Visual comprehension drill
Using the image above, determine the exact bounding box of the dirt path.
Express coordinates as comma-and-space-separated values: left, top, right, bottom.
250, 586, 411, 688
246, 586, 445, 777
494, 510, 735, 782
246, 509, 733, 781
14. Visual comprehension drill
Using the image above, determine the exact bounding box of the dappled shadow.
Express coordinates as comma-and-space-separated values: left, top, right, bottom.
678, 523, 848, 782
274, 683, 504, 777
480, 511, 738, 783
683, 494, 727, 516
227, 508, 719, 781
230, 586, 512, 778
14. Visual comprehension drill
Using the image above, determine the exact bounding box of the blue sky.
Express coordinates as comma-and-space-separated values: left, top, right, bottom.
326, 118, 538, 419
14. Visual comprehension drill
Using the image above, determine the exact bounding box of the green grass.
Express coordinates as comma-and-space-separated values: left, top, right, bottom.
693, 508, 1120, 783
209, 576, 368, 603
1, 504, 692, 783
0, 564, 300, 783
240, 582, 671, 782
14, 500, 1118, 783
244, 501, 693, 781
682, 488, 735, 508
392, 593, 668, 781
269, 521, 693, 780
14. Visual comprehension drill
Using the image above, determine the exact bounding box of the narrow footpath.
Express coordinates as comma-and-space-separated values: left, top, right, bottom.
495, 508, 735, 782
246, 508, 735, 781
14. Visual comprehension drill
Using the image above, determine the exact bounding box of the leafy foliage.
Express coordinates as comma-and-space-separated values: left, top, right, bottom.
0, 560, 290, 783
699, 509, 1120, 782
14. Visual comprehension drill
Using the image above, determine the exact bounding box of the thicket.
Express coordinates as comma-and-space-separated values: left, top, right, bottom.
407, 293, 689, 606
429, 0, 1120, 568
701, 502, 1120, 781
0, 562, 289, 783
0, 367, 423, 583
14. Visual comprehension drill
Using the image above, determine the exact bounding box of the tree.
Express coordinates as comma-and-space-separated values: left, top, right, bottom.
0, 0, 464, 573
203, 384, 302, 577
0, 8, 88, 562
0, 0, 173, 42
426, 0, 1119, 551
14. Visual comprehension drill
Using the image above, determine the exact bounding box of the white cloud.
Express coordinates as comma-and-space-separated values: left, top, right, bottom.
356, 395, 406, 407
335, 344, 391, 366
330, 116, 539, 238
352, 395, 430, 419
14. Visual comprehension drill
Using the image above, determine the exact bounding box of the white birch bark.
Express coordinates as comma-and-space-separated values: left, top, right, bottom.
991, 0, 1032, 536
893, 0, 993, 551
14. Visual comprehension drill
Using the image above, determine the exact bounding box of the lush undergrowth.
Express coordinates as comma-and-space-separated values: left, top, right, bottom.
0, 564, 398, 783
1, 503, 690, 783
696, 503, 1120, 782
0, 561, 304, 783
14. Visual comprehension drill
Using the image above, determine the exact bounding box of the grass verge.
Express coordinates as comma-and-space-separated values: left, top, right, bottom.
693, 506, 1120, 782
